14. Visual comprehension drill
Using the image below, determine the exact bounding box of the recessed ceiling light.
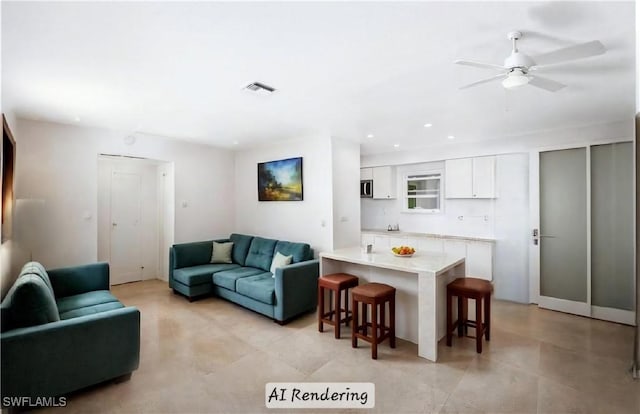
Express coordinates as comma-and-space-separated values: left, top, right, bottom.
74, 116, 81, 122
423, 123, 433, 128
233, 140, 239, 145
367, 134, 374, 138
393, 144, 400, 148
447, 135, 455, 140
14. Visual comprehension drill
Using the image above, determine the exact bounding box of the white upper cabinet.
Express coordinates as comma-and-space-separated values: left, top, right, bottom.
372, 166, 396, 199
471, 156, 496, 198
445, 156, 495, 199
445, 158, 473, 198
360, 168, 373, 181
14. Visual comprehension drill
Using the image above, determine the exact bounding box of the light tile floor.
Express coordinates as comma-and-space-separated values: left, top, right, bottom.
42, 280, 640, 413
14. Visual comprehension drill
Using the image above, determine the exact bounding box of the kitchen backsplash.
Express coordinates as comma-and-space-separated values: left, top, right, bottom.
361, 197, 495, 238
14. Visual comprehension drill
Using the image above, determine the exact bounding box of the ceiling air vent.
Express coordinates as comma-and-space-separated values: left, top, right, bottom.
243, 81, 276, 96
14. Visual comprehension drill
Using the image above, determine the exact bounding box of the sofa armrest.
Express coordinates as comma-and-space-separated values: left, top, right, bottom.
48, 262, 110, 298
273, 260, 319, 322
1, 306, 140, 398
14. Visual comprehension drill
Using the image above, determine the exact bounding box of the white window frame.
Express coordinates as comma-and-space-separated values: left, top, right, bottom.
402, 170, 443, 214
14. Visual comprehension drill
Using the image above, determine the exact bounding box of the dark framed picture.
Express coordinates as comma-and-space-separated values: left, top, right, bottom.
2, 114, 16, 243
258, 157, 303, 201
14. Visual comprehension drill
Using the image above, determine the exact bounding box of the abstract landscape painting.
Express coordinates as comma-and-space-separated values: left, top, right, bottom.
258, 157, 303, 201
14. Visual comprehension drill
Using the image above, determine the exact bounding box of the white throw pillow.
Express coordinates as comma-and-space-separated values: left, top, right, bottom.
270, 251, 293, 277
211, 241, 234, 264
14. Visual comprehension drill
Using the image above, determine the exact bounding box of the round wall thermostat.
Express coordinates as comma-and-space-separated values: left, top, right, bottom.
124, 135, 136, 145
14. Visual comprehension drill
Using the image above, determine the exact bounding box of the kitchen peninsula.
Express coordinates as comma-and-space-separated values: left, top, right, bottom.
319, 247, 465, 362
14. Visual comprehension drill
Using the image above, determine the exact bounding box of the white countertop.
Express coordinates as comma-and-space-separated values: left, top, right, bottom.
320, 246, 465, 274
361, 229, 495, 243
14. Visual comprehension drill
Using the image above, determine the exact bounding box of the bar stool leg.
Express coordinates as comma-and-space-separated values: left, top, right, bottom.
371, 302, 378, 359
318, 286, 324, 333
484, 292, 491, 341
380, 299, 386, 342
389, 295, 396, 348
362, 303, 368, 337
335, 289, 341, 339
476, 296, 483, 353
351, 297, 358, 348
457, 295, 464, 338
446, 288, 452, 347
344, 289, 350, 327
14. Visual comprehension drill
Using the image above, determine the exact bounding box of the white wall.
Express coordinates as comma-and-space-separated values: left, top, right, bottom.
493, 153, 529, 303
158, 162, 175, 281
13, 118, 235, 270
331, 137, 361, 249
234, 135, 334, 255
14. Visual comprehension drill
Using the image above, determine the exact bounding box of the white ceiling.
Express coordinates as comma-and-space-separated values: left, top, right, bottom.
2, 1, 635, 155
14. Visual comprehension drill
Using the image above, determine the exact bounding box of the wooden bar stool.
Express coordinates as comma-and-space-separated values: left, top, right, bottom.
446, 277, 493, 353
351, 282, 396, 359
318, 273, 359, 339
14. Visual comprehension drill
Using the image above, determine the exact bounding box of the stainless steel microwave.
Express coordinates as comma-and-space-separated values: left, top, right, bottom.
360, 180, 373, 198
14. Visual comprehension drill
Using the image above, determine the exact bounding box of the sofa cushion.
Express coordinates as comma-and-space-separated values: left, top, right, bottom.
56, 290, 120, 315
21, 262, 54, 296
245, 237, 278, 271
59, 301, 124, 320
173, 264, 239, 286
212, 267, 265, 291
270, 251, 292, 277
1, 274, 60, 332
236, 273, 276, 305
274, 241, 311, 263
211, 242, 234, 264
229, 234, 254, 266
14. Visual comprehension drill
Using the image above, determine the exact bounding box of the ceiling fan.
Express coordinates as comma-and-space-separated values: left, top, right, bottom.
455, 31, 606, 92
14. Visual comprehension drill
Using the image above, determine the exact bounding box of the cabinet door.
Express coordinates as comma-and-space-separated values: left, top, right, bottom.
373, 235, 390, 249
407, 237, 444, 253
445, 158, 473, 198
444, 239, 467, 257
373, 166, 396, 199
361, 233, 375, 246
466, 241, 493, 280
388, 236, 407, 249
472, 156, 496, 198
360, 168, 373, 180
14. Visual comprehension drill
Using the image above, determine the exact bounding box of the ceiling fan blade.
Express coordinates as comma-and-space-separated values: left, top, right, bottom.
454, 59, 504, 70
528, 75, 567, 92
531, 40, 606, 66
459, 73, 506, 90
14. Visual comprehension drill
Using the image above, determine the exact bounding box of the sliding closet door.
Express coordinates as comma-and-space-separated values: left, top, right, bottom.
535, 142, 635, 324
539, 148, 589, 315
591, 142, 635, 323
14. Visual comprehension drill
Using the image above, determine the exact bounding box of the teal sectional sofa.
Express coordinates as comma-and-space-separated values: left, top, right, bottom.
1, 262, 140, 399
170, 233, 319, 323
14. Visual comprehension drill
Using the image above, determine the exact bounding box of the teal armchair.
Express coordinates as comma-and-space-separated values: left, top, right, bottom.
1, 262, 140, 399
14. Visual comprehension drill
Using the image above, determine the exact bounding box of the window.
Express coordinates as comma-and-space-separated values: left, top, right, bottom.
404, 171, 442, 213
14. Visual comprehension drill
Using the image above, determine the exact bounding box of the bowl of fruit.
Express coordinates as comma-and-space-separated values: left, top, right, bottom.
391, 245, 416, 257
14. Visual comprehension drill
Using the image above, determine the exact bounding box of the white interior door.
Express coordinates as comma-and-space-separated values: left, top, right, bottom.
110, 171, 143, 284
531, 142, 635, 325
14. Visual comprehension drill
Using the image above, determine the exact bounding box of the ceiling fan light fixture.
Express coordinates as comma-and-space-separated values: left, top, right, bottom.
502, 69, 529, 89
